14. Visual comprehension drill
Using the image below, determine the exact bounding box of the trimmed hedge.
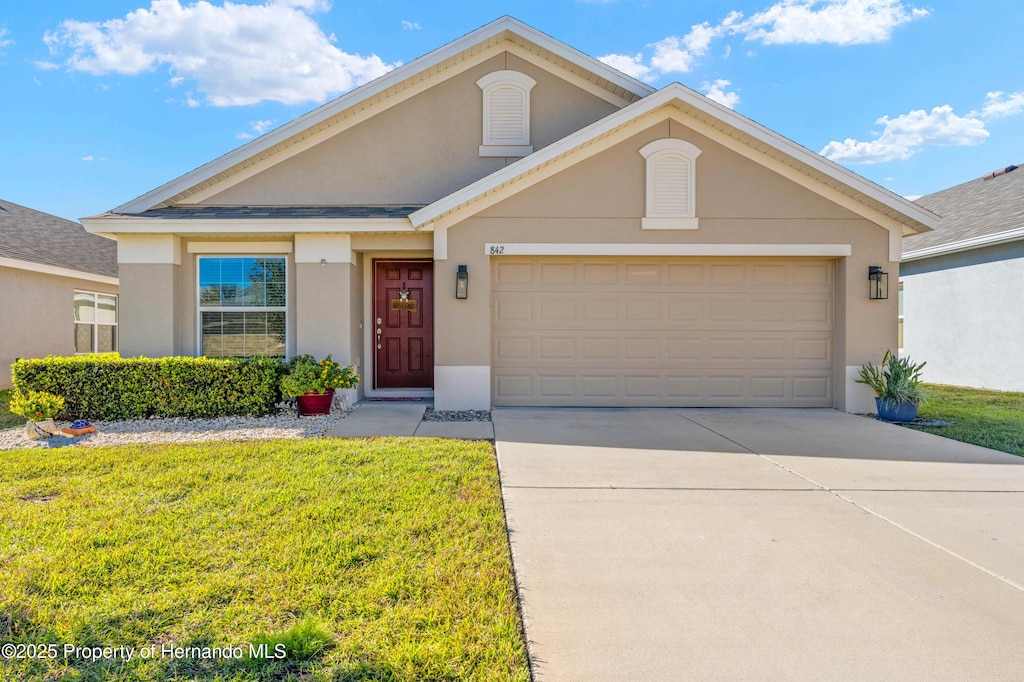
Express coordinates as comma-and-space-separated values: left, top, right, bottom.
11, 354, 282, 420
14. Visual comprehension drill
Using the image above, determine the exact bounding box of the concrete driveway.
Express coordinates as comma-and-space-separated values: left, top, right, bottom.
494, 408, 1024, 681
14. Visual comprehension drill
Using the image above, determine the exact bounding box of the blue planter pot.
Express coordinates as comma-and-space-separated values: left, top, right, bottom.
876, 398, 918, 422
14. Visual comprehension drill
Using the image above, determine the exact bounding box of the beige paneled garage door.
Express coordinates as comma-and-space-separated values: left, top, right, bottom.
492, 257, 835, 407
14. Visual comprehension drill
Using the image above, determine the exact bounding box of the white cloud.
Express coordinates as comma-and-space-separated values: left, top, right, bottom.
737, 0, 929, 46
43, 0, 397, 106
980, 90, 1024, 120
0, 27, 12, 51
597, 52, 653, 81
820, 105, 989, 164
401, 20, 421, 31
82, 155, 94, 162
236, 118, 275, 139
701, 79, 740, 109
35, 60, 60, 70
649, 23, 719, 75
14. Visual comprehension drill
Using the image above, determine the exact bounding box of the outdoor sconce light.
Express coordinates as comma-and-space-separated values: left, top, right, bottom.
455, 265, 469, 299
320, 258, 327, 268
868, 265, 888, 300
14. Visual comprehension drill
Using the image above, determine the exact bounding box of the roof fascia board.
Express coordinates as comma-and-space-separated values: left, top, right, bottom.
0, 256, 119, 286
114, 16, 650, 214
82, 217, 420, 235
903, 226, 1024, 261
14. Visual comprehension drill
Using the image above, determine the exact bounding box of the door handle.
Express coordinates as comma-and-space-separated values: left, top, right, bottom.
376, 327, 382, 349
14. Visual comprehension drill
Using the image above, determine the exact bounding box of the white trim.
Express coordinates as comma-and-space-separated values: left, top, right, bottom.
483, 243, 853, 257
435, 366, 491, 411
0, 256, 119, 286
903, 226, 1024, 261
846, 365, 877, 414
83, 216, 419, 236
411, 83, 938, 237
117, 235, 181, 265
187, 241, 293, 254
479, 145, 534, 157
642, 217, 700, 230
110, 17, 650, 214
294, 234, 354, 264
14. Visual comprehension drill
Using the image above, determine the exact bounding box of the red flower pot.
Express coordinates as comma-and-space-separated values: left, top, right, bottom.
296, 389, 334, 416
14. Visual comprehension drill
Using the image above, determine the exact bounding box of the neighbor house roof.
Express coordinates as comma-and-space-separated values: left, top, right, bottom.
108, 16, 654, 215
904, 165, 1024, 260
0, 199, 118, 282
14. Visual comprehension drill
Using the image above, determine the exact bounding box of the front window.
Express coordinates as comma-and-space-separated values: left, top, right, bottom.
74, 291, 118, 353
198, 256, 286, 358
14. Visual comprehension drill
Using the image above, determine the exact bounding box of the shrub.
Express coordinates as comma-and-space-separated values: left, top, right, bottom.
11, 354, 281, 420
8, 390, 65, 421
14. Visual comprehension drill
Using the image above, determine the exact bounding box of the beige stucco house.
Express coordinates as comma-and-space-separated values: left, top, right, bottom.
1, 199, 119, 388
83, 17, 937, 412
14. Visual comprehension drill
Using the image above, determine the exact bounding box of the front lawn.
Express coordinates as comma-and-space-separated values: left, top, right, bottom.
906, 384, 1024, 457
0, 388, 27, 429
0, 438, 529, 680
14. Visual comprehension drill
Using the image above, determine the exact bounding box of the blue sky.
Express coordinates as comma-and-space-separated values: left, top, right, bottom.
1, 0, 1022, 221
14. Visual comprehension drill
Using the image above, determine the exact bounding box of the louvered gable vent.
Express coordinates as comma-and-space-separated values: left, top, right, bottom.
639, 138, 702, 230
478, 70, 536, 157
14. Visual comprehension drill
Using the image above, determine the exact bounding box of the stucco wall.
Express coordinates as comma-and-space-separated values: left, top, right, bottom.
0, 266, 118, 388
437, 118, 898, 411
200, 52, 619, 207
900, 241, 1024, 391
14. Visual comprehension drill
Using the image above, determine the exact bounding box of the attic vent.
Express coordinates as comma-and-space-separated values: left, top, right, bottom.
477, 70, 536, 157
639, 138, 702, 230
983, 165, 1018, 180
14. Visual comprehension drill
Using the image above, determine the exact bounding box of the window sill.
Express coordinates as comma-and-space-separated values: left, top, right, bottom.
479, 145, 533, 157
641, 217, 699, 230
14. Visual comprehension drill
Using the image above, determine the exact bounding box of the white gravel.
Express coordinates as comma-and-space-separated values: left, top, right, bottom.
0, 401, 351, 451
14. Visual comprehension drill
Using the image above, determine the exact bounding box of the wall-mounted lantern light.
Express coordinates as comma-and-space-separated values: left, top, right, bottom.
869, 265, 888, 300
320, 258, 327, 268
456, 265, 469, 299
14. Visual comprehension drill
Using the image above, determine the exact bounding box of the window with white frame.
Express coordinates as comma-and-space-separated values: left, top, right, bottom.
198, 256, 286, 358
74, 291, 118, 354
638, 138, 702, 230
477, 70, 536, 157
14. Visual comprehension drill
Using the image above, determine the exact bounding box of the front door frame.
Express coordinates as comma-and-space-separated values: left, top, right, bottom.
371, 257, 435, 390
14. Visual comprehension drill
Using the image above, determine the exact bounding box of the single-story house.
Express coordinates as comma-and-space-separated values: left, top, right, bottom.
83, 16, 937, 412
902, 164, 1023, 391
1, 199, 119, 388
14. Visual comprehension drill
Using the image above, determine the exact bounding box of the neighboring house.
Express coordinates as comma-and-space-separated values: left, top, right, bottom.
0, 199, 119, 388
902, 164, 1023, 391
83, 16, 937, 413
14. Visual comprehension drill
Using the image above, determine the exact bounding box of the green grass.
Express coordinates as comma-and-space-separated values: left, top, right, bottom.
0, 438, 529, 681
905, 383, 1024, 457
0, 388, 27, 429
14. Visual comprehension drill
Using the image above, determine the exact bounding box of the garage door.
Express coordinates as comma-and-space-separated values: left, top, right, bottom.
492, 257, 834, 407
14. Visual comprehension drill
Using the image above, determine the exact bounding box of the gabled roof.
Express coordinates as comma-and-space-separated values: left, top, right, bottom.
0, 199, 118, 281
411, 82, 939, 238
904, 165, 1024, 260
111, 16, 655, 215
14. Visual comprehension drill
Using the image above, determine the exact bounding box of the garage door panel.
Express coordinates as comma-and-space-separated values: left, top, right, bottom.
492, 257, 835, 407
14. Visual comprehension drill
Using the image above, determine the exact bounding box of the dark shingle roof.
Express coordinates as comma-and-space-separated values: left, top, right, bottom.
134, 205, 423, 219
0, 199, 118, 278
907, 165, 1024, 253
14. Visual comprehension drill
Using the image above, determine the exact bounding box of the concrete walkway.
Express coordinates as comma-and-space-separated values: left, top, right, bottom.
495, 407, 1024, 681
325, 401, 494, 439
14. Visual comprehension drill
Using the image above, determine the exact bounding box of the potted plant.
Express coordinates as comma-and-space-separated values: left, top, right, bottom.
10, 390, 66, 439
280, 354, 359, 416
856, 350, 926, 422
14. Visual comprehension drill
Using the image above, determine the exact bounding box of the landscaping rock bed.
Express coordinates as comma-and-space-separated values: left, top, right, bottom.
422, 409, 492, 422
0, 402, 352, 451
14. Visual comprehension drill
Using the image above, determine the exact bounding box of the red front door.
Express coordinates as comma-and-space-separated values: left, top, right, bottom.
373, 260, 434, 389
